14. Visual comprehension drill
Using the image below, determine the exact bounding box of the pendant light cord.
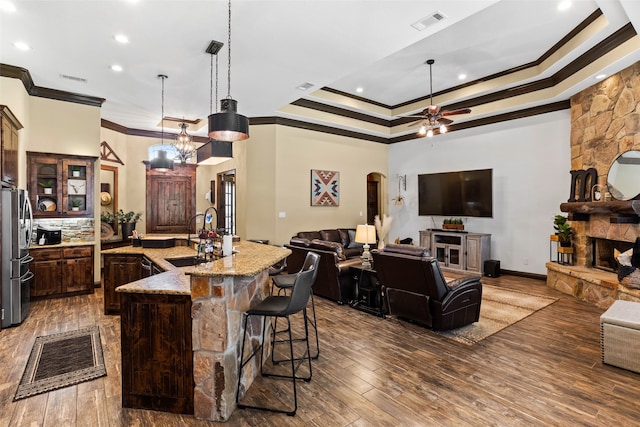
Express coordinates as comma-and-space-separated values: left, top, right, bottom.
159, 74, 166, 144
209, 48, 220, 114
226, 0, 232, 99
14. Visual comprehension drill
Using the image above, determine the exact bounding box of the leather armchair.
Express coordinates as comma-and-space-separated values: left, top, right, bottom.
285, 240, 361, 303
373, 244, 482, 331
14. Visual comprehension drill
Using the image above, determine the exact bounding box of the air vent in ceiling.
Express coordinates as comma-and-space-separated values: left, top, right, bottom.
296, 82, 314, 91
60, 73, 87, 83
411, 11, 447, 31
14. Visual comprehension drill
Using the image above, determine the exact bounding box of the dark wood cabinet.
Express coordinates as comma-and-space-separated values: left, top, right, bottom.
31, 250, 62, 297
145, 163, 197, 234
103, 254, 142, 314
61, 247, 94, 293
27, 152, 97, 218
31, 246, 94, 299
121, 292, 193, 414
0, 105, 22, 187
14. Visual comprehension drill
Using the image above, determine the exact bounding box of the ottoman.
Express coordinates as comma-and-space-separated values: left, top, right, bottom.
600, 300, 640, 373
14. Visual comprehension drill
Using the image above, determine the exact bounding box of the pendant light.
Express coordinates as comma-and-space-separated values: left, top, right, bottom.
150, 74, 174, 171
207, 0, 249, 142
198, 40, 233, 165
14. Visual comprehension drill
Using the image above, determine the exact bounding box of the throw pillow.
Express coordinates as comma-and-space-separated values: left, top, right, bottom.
347, 229, 363, 249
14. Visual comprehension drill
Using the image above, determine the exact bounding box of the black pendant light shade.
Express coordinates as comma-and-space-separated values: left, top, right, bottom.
208, 98, 249, 141
150, 149, 174, 171
197, 139, 233, 165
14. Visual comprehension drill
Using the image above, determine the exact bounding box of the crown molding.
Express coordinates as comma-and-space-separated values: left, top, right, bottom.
0, 63, 105, 107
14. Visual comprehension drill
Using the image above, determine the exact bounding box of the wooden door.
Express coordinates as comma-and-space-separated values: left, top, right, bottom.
366, 180, 379, 225
145, 164, 197, 234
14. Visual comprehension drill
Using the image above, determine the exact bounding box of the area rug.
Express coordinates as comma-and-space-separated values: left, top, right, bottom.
14, 326, 106, 401
436, 284, 558, 345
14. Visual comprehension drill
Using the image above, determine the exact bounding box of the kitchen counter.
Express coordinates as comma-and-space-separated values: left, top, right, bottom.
107, 239, 290, 295
111, 238, 291, 420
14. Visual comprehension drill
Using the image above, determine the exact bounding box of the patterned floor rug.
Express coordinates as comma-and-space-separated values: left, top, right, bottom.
436, 284, 558, 345
14, 326, 106, 401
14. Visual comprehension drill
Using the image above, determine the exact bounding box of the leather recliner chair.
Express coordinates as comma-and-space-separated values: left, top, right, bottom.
373, 244, 482, 331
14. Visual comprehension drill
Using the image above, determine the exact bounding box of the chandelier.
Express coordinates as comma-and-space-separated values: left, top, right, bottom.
173, 122, 196, 163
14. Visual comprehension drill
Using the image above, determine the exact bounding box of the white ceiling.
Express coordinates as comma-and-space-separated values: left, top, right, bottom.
1, 0, 639, 139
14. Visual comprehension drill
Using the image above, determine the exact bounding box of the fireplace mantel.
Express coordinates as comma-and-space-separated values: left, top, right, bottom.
560, 200, 640, 219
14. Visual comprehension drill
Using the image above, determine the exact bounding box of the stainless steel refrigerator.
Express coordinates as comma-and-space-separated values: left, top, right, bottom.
1, 188, 34, 327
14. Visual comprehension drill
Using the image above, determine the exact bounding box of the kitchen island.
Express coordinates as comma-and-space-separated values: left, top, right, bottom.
106, 239, 290, 421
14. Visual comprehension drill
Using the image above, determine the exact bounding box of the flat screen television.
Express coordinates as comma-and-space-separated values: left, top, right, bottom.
418, 168, 493, 217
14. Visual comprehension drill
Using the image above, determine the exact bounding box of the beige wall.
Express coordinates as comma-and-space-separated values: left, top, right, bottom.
257, 125, 389, 245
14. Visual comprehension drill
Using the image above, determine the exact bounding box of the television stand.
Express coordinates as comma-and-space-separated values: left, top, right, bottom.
419, 229, 491, 274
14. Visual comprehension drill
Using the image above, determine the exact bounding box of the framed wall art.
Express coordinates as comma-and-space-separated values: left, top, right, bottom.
311, 169, 340, 206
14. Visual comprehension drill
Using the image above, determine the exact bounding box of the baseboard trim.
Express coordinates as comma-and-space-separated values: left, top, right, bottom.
500, 269, 547, 281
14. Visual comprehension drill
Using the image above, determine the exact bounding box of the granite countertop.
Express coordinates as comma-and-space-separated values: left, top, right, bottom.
109, 239, 290, 296
30, 240, 96, 249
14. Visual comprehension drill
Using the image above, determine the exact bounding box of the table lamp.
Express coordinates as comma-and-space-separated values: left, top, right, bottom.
355, 224, 377, 269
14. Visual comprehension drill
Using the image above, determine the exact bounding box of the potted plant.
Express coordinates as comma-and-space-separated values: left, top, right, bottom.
443, 218, 464, 230
39, 180, 53, 194
554, 214, 573, 247
70, 198, 82, 211
116, 209, 142, 239
71, 166, 81, 177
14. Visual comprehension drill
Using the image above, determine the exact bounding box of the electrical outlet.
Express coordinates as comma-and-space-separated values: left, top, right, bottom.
523, 258, 529, 265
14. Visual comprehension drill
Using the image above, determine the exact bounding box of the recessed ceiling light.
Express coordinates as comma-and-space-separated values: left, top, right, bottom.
110, 64, 123, 72
596, 74, 607, 80
356, 87, 364, 93
558, 1, 571, 11
114, 34, 129, 44
0, 1, 16, 12
458, 74, 467, 80
13, 41, 30, 51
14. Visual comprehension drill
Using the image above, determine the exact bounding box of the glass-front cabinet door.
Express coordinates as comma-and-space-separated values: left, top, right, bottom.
27, 152, 96, 218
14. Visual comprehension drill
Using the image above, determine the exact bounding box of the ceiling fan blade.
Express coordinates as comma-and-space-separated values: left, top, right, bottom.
438, 117, 453, 125
407, 119, 424, 127
442, 108, 472, 116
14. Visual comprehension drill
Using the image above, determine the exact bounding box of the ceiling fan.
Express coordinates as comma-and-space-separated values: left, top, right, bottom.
406, 59, 472, 137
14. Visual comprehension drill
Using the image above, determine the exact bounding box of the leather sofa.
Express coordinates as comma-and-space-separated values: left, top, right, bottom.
373, 243, 483, 331
285, 229, 364, 303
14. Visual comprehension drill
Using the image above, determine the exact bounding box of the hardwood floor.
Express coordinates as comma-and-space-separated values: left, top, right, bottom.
2, 275, 640, 426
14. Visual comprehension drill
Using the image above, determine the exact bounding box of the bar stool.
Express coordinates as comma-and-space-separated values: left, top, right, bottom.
236, 251, 319, 416
271, 252, 320, 360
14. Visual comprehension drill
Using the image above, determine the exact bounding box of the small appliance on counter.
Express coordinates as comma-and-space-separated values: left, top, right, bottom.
36, 226, 62, 245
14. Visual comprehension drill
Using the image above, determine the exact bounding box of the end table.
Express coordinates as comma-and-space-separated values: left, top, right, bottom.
349, 265, 385, 316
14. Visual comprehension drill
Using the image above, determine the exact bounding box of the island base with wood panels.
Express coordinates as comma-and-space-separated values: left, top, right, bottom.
105, 238, 290, 420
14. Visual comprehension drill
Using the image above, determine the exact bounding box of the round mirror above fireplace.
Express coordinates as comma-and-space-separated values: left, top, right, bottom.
607, 150, 640, 201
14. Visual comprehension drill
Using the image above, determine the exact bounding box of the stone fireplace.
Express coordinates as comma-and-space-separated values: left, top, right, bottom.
546, 61, 640, 309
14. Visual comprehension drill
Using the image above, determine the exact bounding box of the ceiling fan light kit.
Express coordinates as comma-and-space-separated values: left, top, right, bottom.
408, 59, 471, 138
